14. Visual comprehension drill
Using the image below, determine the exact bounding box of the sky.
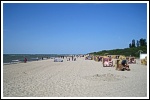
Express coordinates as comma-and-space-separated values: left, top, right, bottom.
2, 2, 148, 54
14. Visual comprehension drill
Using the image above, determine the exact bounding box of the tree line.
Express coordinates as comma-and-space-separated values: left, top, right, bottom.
129, 38, 147, 48
90, 38, 147, 58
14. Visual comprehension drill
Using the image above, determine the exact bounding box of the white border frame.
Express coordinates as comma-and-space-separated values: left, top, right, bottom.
1, 1, 149, 99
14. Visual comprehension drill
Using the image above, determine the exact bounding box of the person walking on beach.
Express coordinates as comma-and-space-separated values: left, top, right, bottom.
72, 56, 73, 61
24, 58, 27, 63
68, 58, 70, 61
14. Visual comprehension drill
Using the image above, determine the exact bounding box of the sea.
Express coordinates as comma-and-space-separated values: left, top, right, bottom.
3, 54, 72, 64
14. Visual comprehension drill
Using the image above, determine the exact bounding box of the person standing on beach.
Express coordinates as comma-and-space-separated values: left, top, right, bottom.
24, 58, 27, 63
72, 56, 73, 61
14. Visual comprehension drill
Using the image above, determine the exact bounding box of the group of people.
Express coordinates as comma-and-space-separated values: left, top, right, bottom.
60, 56, 65, 59
67, 56, 76, 61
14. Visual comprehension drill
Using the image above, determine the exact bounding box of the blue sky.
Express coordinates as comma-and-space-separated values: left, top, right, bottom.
3, 3, 147, 54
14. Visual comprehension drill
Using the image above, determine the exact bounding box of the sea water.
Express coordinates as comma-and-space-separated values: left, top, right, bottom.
3, 54, 68, 64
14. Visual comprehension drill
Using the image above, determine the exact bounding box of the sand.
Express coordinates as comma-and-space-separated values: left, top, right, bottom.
3, 57, 147, 97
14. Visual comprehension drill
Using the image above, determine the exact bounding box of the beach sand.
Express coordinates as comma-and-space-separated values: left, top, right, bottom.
3, 57, 147, 97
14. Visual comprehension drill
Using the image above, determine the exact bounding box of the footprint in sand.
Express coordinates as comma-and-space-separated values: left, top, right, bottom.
84, 73, 127, 82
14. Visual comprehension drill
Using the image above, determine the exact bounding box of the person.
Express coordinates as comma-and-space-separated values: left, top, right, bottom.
24, 58, 27, 63
121, 60, 127, 67
72, 56, 73, 61
121, 60, 129, 70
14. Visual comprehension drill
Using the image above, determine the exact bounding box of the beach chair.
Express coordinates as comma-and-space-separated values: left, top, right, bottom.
141, 56, 147, 65
85, 56, 92, 60
99, 56, 103, 62
115, 59, 130, 71
103, 57, 113, 67
127, 57, 136, 64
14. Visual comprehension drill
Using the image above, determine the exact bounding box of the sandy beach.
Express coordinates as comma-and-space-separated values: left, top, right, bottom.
3, 57, 147, 97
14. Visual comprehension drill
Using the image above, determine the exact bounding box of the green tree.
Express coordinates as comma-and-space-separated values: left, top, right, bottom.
139, 38, 147, 46
132, 39, 136, 47
129, 43, 132, 48
136, 40, 139, 47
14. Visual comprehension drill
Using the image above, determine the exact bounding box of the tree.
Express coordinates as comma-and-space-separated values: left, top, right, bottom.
139, 38, 147, 46
136, 40, 139, 47
129, 43, 132, 48
139, 38, 143, 46
143, 39, 147, 46
131, 39, 136, 47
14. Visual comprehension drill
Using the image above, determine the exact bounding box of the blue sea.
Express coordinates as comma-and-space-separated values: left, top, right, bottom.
3, 54, 71, 64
